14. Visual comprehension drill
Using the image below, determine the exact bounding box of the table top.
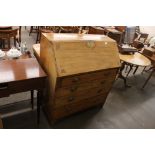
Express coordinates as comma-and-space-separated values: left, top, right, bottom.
0, 51, 33, 60
0, 26, 12, 29
144, 47, 155, 52
104, 28, 122, 34
119, 52, 151, 67
0, 58, 47, 84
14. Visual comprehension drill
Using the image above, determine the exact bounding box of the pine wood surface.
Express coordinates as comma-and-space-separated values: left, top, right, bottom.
40, 33, 120, 122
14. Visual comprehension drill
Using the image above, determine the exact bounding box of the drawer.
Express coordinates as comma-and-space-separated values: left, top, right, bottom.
53, 87, 109, 109
59, 68, 118, 87
0, 83, 10, 98
51, 95, 107, 120
9, 78, 46, 94
55, 78, 114, 97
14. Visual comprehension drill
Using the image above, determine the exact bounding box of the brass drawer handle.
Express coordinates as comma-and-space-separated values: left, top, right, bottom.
68, 96, 75, 102
100, 80, 106, 84
0, 83, 8, 90
72, 77, 80, 83
70, 86, 78, 92
97, 89, 103, 94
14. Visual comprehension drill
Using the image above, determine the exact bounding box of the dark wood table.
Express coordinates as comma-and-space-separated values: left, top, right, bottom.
0, 26, 12, 30
0, 51, 47, 125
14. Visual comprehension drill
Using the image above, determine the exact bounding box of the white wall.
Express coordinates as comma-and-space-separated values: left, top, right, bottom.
140, 26, 155, 38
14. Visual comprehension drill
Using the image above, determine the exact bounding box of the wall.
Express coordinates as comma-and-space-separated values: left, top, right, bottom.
140, 26, 155, 38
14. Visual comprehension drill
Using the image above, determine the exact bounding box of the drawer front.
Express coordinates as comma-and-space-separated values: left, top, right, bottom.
55, 78, 114, 98
54, 88, 109, 109
52, 95, 107, 120
9, 78, 46, 94
59, 68, 118, 87
0, 83, 10, 98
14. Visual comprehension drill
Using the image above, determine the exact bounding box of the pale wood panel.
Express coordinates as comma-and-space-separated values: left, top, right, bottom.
119, 53, 151, 67
40, 33, 120, 122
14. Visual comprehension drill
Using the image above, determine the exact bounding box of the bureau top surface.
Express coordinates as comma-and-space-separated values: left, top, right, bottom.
42, 33, 120, 77
0, 58, 47, 84
42, 33, 116, 42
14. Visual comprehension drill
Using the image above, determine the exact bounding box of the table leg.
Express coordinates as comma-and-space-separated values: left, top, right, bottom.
126, 64, 133, 77
142, 69, 155, 89
133, 66, 139, 75
118, 61, 131, 87
37, 90, 43, 125
141, 66, 146, 74
31, 90, 34, 109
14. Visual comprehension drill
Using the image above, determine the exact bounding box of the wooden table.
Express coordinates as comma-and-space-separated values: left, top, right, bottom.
141, 47, 155, 88
118, 52, 151, 87
0, 26, 12, 30
0, 52, 47, 125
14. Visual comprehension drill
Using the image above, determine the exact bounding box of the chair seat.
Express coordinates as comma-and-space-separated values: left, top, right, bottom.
33, 44, 40, 61
41, 29, 53, 33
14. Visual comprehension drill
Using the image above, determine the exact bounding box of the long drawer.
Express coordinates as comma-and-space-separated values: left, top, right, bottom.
0, 83, 9, 98
55, 78, 114, 98
51, 95, 107, 120
53, 86, 109, 109
59, 68, 118, 87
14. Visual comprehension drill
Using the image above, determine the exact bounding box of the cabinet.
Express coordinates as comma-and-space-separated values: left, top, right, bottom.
40, 33, 120, 122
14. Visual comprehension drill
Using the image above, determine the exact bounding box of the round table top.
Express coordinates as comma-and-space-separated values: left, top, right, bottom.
119, 52, 151, 67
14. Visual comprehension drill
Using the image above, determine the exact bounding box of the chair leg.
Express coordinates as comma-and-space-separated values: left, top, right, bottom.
29, 26, 33, 36
36, 27, 40, 43
31, 90, 34, 109
8, 38, 10, 49
142, 69, 155, 89
14, 37, 16, 47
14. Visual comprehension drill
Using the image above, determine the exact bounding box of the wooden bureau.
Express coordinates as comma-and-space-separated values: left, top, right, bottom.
40, 33, 120, 123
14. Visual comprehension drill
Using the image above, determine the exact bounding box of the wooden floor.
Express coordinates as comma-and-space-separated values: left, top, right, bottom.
1, 69, 155, 129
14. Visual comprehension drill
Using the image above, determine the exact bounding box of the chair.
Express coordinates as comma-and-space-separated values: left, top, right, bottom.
0, 28, 19, 50
36, 26, 54, 43
29, 26, 39, 36
58, 26, 80, 33
133, 32, 149, 50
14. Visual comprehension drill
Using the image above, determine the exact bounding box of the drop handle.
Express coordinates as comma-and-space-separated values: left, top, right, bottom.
70, 86, 78, 92
72, 77, 80, 83
100, 80, 105, 84
97, 89, 103, 93
68, 96, 75, 102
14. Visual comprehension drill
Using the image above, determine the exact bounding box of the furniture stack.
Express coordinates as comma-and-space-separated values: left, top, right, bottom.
40, 33, 120, 123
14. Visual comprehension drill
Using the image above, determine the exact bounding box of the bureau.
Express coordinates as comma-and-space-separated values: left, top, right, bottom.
40, 33, 120, 123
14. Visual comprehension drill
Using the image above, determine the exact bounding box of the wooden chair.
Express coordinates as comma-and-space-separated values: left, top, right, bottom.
29, 26, 39, 36
0, 28, 19, 50
36, 26, 54, 43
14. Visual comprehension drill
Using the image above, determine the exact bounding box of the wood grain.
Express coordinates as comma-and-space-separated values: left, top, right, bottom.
40, 33, 120, 123
119, 53, 151, 67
